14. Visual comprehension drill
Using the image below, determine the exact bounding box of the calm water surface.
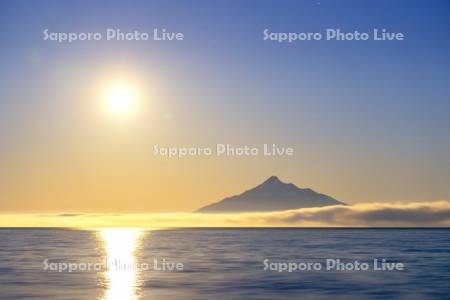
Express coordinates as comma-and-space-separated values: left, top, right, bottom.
0, 229, 449, 299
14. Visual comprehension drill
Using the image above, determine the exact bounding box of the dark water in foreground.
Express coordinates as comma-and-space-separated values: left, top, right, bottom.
0, 229, 449, 299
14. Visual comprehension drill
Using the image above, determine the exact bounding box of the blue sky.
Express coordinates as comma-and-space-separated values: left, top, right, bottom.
0, 0, 450, 211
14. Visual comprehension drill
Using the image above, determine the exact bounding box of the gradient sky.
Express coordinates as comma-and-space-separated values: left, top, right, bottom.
0, 0, 449, 213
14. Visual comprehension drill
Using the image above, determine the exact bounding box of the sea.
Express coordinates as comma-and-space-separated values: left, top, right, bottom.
0, 228, 449, 299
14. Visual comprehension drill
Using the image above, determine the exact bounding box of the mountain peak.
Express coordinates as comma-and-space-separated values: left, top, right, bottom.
263, 175, 283, 184
196, 176, 346, 213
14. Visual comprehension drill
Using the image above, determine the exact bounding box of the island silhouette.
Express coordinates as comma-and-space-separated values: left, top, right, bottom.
197, 176, 346, 213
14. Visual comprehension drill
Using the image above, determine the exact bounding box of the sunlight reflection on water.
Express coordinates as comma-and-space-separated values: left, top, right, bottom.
97, 229, 146, 300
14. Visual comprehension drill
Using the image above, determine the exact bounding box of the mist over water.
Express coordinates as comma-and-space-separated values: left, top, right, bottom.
0, 229, 449, 299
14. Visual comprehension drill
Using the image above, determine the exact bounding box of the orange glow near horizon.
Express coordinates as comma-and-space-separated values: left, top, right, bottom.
1, 201, 450, 228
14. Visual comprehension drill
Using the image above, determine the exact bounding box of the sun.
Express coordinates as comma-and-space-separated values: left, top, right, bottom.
103, 80, 139, 119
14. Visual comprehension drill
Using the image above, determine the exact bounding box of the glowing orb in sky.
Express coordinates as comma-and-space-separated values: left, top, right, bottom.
103, 80, 139, 119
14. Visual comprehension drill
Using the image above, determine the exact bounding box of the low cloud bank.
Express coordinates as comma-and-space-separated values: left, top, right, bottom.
2, 201, 450, 227
262, 201, 450, 227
